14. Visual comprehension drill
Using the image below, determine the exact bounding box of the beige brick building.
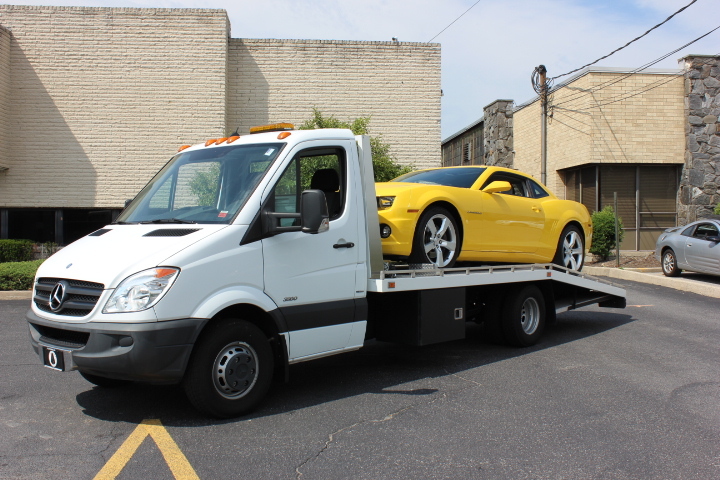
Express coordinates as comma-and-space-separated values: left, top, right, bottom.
0, 5, 441, 244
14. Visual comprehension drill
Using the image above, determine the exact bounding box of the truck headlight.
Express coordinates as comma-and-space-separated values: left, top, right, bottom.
377, 196, 395, 210
103, 268, 179, 313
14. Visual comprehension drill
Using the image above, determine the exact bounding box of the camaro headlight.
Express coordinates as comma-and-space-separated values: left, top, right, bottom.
377, 196, 396, 210
103, 267, 180, 313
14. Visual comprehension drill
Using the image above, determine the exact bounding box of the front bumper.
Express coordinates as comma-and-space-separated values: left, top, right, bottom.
27, 310, 208, 384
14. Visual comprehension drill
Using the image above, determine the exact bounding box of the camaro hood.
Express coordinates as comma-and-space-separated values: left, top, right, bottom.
36, 224, 228, 288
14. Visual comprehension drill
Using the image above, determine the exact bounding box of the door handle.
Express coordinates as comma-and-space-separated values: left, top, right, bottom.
333, 242, 355, 249
532, 205, 542, 212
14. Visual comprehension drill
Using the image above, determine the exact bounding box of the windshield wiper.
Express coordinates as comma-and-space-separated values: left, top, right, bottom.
111, 221, 137, 225
139, 218, 197, 224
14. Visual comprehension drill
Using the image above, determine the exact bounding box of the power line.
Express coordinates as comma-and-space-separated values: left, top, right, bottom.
550, 0, 700, 81
428, 0, 482, 42
550, 25, 720, 109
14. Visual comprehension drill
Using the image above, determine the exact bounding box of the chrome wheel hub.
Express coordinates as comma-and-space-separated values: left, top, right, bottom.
422, 214, 457, 267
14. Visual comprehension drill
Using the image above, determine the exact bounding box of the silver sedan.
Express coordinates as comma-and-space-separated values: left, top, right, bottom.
655, 219, 720, 277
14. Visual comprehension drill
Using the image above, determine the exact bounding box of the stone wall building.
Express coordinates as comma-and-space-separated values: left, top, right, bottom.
0, 5, 441, 245
443, 56, 719, 250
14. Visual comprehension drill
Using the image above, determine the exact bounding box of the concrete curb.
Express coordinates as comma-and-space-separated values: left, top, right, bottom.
584, 266, 720, 298
0, 290, 32, 300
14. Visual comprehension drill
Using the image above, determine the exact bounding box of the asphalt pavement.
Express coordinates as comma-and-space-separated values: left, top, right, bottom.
1, 269, 719, 479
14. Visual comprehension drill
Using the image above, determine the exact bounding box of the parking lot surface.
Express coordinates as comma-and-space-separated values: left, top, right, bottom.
1, 279, 719, 479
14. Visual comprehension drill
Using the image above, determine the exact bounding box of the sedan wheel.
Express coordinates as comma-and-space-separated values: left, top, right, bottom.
661, 248, 681, 277
409, 207, 460, 268
553, 226, 584, 271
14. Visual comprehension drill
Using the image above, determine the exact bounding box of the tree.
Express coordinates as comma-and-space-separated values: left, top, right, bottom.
589, 206, 624, 260
298, 108, 413, 182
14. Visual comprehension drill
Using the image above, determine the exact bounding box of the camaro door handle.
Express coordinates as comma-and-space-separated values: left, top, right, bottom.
333, 242, 355, 249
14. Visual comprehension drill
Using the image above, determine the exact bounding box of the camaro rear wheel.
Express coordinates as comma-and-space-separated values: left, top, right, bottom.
661, 248, 681, 277
183, 319, 273, 418
409, 206, 460, 268
553, 225, 585, 271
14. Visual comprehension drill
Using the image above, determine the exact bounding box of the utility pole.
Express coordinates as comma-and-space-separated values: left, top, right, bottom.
538, 65, 548, 186
532, 65, 549, 185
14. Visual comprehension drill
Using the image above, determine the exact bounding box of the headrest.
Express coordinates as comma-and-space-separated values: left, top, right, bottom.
310, 169, 340, 192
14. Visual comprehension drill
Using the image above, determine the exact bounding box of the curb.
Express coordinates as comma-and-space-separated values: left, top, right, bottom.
584, 266, 720, 298
0, 290, 32, 300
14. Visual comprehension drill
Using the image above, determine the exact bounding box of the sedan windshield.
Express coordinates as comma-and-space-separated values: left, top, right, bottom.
393, 167, 486, 188
116, 143, 284, 224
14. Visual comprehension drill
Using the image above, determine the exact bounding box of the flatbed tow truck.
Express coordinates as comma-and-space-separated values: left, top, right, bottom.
26, 126, 626, 418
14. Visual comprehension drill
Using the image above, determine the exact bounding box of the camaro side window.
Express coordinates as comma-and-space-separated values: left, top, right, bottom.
270, 147, 347, 225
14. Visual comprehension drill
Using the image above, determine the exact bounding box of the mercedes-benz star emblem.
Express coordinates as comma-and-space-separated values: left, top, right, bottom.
49, 280, 69, 312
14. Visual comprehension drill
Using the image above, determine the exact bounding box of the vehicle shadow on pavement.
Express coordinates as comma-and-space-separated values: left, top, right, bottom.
76, 310, 634, 426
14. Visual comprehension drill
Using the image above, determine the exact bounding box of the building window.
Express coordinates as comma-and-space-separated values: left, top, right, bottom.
1, 208, 120, 245
462, 143, 471, 164
563, 165, 680, 250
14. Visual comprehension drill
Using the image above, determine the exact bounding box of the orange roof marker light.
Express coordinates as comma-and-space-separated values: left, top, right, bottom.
177, 145, 191, 152
278, 131, 291, 139
249, 123, 295, 134
205, 139, 218, 147
227, 135, 241, 143
216, 137, 229, 144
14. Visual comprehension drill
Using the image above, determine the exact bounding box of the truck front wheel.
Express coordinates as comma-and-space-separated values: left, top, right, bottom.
183, 319, 273, 418
501, 285, 546, 347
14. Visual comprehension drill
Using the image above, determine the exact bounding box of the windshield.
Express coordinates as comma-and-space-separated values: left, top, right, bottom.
116, 143, 285, 224
393, 167, 486, 188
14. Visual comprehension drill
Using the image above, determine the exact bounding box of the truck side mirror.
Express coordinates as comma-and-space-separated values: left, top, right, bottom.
263, 189, 329, 235
301, 189, 329, 234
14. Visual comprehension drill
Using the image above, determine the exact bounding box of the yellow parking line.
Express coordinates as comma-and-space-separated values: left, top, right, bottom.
94, 419, 199, 480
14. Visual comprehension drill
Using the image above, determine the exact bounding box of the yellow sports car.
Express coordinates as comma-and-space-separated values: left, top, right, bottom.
376, 166, 592, 270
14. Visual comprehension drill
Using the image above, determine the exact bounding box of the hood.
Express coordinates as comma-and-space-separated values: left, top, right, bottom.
36, 224, 228, 288
375, 182, 429, 196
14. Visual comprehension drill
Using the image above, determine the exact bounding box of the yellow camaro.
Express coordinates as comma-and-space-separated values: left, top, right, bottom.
376, 166, 592, 270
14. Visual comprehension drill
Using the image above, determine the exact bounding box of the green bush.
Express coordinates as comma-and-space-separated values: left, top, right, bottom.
714, 203, 720, 215
589, 206, 625, 260
0, 239, 35, 263
0, 259, 44, 290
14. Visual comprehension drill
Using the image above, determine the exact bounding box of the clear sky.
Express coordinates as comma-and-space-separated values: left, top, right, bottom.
6, 0, 719, 138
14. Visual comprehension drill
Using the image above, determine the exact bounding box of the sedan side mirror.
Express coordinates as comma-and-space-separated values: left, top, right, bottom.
482, 180, 512, 194
706, 235, 720, 243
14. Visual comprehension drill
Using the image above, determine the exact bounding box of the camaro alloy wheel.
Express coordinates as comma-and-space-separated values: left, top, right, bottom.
555, 226, 584, 271
411, 207, 459, 268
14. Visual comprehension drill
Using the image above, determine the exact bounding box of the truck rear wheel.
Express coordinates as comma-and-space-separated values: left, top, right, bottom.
501, 284, 546, 347
183, 319, 273, 418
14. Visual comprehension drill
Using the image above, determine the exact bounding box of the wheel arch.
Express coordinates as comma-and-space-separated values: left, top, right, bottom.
193, 303, 289, 383
421, 200, 465, 241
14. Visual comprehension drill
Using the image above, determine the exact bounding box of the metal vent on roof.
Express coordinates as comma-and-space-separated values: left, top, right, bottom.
143, 229, 200, 237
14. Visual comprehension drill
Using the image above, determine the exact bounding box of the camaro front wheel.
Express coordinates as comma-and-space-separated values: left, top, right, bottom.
409, 206, 460, 268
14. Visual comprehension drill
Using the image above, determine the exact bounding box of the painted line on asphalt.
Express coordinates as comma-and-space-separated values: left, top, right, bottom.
94, 418, 199, 480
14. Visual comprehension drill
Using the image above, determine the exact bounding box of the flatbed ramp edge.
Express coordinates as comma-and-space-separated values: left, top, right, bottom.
367, 263, 627, 312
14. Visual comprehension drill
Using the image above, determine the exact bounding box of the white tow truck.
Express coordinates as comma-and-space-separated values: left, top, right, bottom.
27, 126, 626, 418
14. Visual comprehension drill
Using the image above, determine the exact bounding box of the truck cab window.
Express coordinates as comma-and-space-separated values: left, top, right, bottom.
269, 147, 346, 225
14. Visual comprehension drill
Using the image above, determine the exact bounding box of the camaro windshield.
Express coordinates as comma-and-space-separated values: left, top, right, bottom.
393, 167, 486, 188
116, 143, 285, 224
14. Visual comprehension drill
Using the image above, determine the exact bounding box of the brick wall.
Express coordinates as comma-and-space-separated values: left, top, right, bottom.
514, 69, 684, 196
0, 25, 9, 171
228, 39, 441, 170
0, 6, 229, 208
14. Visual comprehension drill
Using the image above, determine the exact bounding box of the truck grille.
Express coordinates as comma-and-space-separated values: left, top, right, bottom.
34, 277, 105, 317
32, 323, 90, 349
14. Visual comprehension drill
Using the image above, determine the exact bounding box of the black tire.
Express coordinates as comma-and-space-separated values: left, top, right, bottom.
661, 248, 681, 277
408, 206, 461, 268
79, 371, 131, 388
553, 225, 585, 271
501, 285, 546, 347
183, 319, 273, 418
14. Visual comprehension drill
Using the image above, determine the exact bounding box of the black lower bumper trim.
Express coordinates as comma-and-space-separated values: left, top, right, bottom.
27, 309, 208, 384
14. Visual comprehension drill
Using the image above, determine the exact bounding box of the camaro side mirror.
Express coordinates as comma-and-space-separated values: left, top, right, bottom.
482, 180, 512, 194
